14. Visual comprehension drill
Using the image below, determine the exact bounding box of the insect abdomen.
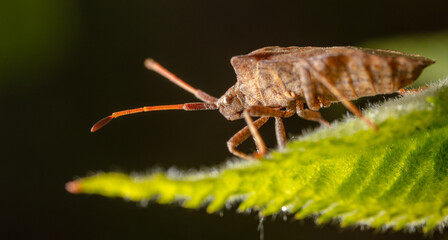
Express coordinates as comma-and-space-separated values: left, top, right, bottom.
307, 52, 434, 102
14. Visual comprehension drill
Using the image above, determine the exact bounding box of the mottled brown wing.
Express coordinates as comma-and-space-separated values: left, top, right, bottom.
230, 47, 326, 106
303, 47, 435, 100
255, 47, 434, 104
231, 46, 434, 107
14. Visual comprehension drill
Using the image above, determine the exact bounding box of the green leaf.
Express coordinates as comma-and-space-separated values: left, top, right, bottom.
68, 78, 448, 232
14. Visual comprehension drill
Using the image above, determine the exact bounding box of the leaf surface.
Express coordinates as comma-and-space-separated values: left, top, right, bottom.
69, 79, 448, 232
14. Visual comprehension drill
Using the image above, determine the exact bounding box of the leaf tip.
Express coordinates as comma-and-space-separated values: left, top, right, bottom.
66, 180, 82, 194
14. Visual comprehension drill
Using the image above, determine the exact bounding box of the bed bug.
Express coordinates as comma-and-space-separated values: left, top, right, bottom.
91, 46, 434, 160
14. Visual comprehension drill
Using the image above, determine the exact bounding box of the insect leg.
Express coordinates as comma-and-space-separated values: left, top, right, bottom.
245, 105, 296, 118
227, 116, 269, 160
274, 117, 287, 149
144, 59, 218, 104
245, 106, 295, 152
301, 62, 378, 131
296, 102, 330, 126
296, 63, 320, 110
398, 85, 429, 95
243, 111, 269, 159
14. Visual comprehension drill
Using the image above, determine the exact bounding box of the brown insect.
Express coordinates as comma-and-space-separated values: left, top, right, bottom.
91, 46, 434, 160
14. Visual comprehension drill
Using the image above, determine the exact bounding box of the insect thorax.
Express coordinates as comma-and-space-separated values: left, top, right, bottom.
230, 51, 305, 108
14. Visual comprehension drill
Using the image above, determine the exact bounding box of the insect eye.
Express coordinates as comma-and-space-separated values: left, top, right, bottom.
223, 96, 233, 105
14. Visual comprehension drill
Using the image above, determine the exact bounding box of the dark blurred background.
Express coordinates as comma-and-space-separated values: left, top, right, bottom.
2, 0, 448, 239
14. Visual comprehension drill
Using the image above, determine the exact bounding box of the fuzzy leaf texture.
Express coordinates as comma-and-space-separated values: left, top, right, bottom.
69, 78, 448, 232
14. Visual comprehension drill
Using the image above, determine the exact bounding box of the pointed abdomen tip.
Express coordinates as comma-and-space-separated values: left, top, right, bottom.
66, 180, 81, 194
91, 116, 113, 132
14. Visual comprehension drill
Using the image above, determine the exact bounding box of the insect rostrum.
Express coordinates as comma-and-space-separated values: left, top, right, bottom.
91, 46, 434, 160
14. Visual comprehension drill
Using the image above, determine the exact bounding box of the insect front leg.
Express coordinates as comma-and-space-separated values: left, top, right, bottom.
227, 116, 269, 160
245, 106, 296, 156
243, 111, 269, 159
228, 106, 295, 159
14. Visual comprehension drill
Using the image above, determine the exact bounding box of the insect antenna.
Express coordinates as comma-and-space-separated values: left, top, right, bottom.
144, 58, 218, 104
91, 102, 217, 132
91, 58, 220, 132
